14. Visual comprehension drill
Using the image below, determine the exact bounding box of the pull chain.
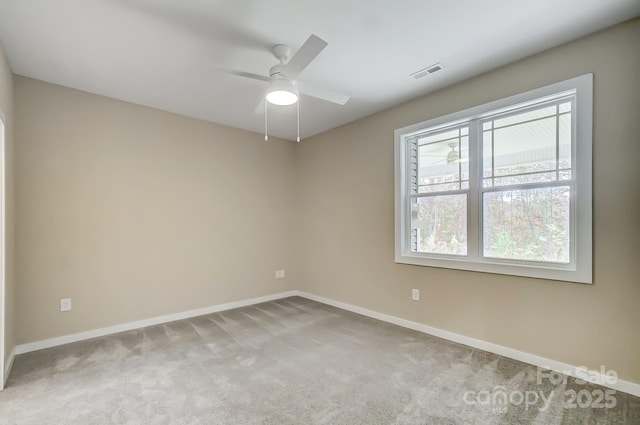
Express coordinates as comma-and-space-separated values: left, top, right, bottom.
296, 99, 301, 143
264, 98, 301, 142
264, 101, 268, 141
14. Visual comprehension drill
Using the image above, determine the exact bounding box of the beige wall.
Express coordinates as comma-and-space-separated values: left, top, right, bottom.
0, 41, 15, 378
295, 19, 640, 383
15, 77, 296, 343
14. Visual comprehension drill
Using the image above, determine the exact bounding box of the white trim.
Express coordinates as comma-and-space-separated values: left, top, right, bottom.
0, 117, 5, 390
14, 291, 298, 355
296, 291, 640, 398
11, 289, 639, 397
3, 345, 14, 386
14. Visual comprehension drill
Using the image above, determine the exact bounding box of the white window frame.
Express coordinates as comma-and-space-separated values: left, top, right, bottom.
394, 74, 593, 284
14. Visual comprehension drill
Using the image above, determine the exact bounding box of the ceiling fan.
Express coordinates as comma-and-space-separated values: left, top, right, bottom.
221, 34, 350, 108
421, 142, 467, 165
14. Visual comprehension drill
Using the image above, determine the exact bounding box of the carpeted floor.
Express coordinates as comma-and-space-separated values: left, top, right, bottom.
0, 296, 638, 424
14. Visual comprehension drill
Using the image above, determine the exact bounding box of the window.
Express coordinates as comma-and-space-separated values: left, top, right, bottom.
395, 74, 592, 283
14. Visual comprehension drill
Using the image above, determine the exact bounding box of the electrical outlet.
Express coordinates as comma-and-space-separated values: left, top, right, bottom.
411, 289, 420, 301
60, 298, 72, 312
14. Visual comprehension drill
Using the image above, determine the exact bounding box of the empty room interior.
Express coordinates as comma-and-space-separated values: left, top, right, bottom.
0, 1, 639, 424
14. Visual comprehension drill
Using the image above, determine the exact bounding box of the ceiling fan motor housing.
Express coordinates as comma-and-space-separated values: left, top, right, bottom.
447, 142, 459, 163
269, 64, 287, 78
272, 44, 292, 63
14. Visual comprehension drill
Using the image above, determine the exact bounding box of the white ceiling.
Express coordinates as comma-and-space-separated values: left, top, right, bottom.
0, 1, 638, 141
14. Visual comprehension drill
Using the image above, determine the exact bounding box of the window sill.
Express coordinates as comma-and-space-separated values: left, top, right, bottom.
395, 253, 592, 284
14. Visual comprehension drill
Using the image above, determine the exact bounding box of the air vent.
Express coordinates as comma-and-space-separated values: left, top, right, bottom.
410, 63, 444, 80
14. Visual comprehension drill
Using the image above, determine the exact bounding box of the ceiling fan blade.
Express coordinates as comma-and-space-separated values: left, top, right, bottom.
428, 159, 448, 166
253, 99, 265, 115
229, 70, 270, 82
296, 81, 349, 105
283, 34, 327, 78
215, 67, 270, 82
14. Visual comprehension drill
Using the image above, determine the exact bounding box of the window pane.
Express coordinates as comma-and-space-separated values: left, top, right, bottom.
418, 182, 461, 193
460, 136, 469, 179
559, 170, 572, 180
493, 116, 557, 177
411, 194, 467, 255
418, 142, 459, 183
493, 172, 558, 186
416, 127, 469, 192
483, 187, 570, 263
493, 105, 556, 128
559, 113, 571, 170
418, 128, 460, 145
483, 101, 574, 187
483, 131, 493, 178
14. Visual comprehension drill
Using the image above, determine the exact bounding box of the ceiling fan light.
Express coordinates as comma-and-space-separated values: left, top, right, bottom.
266, 90, 298, 106
266, 79, 298, 106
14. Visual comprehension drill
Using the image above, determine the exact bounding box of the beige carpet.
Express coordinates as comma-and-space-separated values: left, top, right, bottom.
0, 297, 638, 424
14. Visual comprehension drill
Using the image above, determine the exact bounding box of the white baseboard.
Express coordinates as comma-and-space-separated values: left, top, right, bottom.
11, 289, 640, 397
295, 291, 640, 398
3, 345, 16, 387
14, 291, 298, 355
